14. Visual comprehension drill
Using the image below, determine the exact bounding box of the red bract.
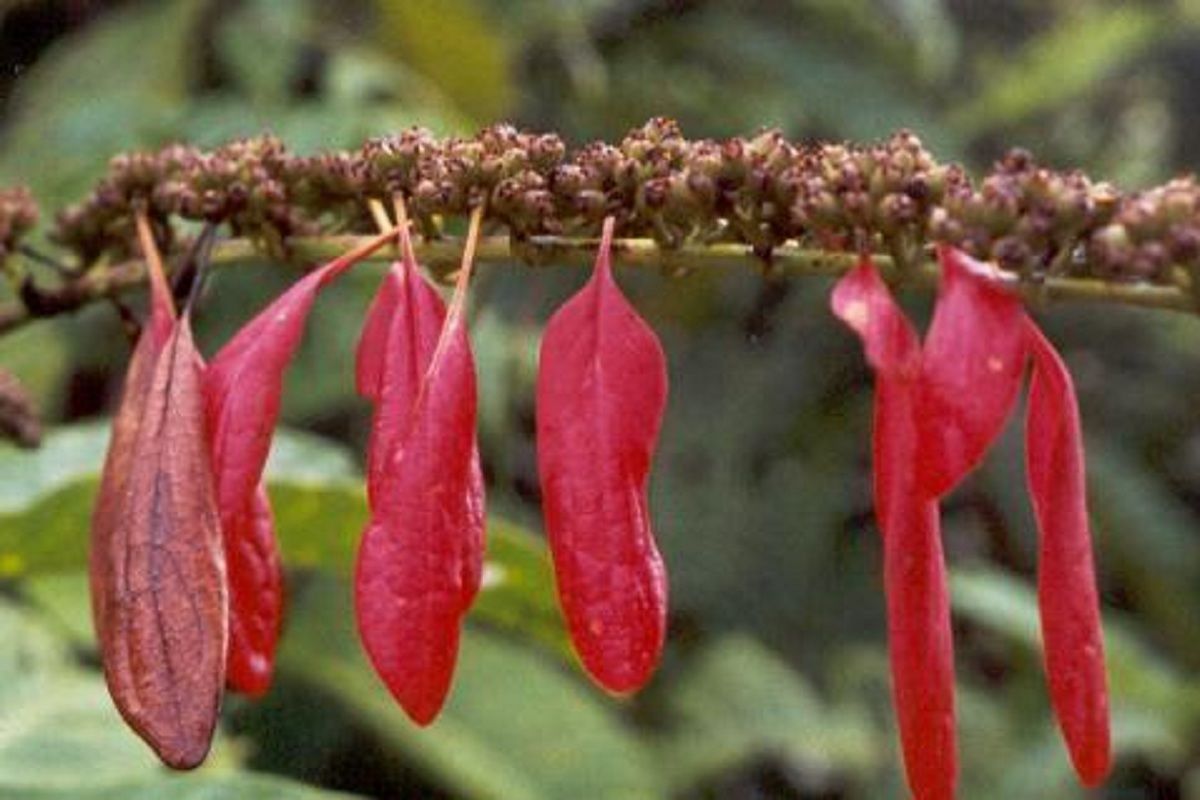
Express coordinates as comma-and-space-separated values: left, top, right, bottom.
1025, 321, 1111, 786
206, 228, 400, 695
355, 209, 486, 725
536, 217, 669, 694
355, 223, 484, 610
919, 246, 1028, 497
832, 258, 956, 800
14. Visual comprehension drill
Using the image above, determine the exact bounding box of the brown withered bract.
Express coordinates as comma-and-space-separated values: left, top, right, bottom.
91, 313, 228, 770
89, 302, 172, 646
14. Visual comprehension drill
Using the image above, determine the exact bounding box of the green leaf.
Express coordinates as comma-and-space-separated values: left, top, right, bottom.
0, 423, 567, 655
652, 634, 882, 794
1086, 442, 1200, 667
0, 596, 362, 799
0, 600, 154, 795
0, 322, 72, 420
647, 282, 880, 666
213, 0, 311, 106
270, 577, 663, 800
950, 6, 1167, 135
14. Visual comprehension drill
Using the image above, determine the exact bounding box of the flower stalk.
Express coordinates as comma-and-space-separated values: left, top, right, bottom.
0, 233, 1192, 336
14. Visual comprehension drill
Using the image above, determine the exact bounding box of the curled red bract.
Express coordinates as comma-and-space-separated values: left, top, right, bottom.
919, 246, 1028, 497
94, 327, 228, 767
1025, 320, 1111, 786
835, 247, 1112, 796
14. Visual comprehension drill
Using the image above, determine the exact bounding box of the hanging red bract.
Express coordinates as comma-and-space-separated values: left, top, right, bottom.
354, 208, 486, 725
205, 229, 401, 696
832, 257, 956, 800
1025, 320, 1111, 786
536, 216, 669, 694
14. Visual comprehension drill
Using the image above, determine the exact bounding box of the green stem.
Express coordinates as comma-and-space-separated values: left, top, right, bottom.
0, 234, 1189, 334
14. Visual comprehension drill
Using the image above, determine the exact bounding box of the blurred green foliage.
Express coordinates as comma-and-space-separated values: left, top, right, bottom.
0, 0, 1199, 797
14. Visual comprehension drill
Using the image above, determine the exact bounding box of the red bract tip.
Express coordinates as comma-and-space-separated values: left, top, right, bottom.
919, 246, 1028, 497
355, 263, 403, 403
1025, 320, 1111, 786
536, 217, 669, 694
830, 257, 921, 379
832, 256, 957, 800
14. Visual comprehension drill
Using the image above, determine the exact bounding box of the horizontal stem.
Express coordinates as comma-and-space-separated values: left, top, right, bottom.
0, 235, 1190, 334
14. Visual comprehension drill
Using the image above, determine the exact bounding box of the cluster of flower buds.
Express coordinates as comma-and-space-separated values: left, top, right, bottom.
356, 125, 568, 237
930, 149, 1120, 278
1087, 177, 1200, 282
795, 131, 966, 255
54, 137, 319, 262
16, 119, 1200, 288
